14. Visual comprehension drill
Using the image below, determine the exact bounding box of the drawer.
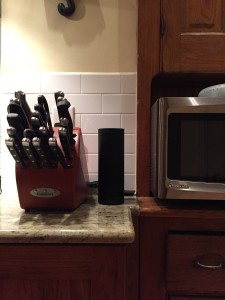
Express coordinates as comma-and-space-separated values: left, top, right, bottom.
167, 234, 225, 294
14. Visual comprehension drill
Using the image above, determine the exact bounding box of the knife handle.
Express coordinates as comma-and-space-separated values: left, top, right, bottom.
22, 138, 42, 168
48, 137, 72, 169
5, 138, 27, 168
58, 127, 74, 160
32, 138, 56, 168
7, 127, 27, 159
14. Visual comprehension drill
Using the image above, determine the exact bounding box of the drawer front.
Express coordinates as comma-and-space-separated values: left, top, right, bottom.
167, 234, 225, 293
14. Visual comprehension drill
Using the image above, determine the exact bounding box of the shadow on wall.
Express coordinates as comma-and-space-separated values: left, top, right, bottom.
43, 0, 105, 46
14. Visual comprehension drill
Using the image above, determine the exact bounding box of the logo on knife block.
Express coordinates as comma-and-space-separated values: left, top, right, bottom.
30, 188, 61, 198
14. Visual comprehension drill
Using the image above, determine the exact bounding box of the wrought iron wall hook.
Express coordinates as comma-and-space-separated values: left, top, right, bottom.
58, 0, 76, 17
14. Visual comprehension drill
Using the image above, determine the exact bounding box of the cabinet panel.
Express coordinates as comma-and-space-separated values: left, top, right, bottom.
167, 234, 225, 294
162, 0, 225, 72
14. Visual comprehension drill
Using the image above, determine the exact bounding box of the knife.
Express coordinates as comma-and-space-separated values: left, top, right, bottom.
7, 101, 30, 129
7, 113, 25, 140
5, 138, 27, 168
34, 103, 47, 125
22, 137, 41, 168
15, 91, 32, 124
23, 128, 37, 140
32, 137, 56, 168
58, 127, 74, 160
7, 127, 27, 159
48, 137, 72, 169
57, 99, 74, 144
38, 95, 54, 136
31, 117, 41, 136
54, 91, 65, 105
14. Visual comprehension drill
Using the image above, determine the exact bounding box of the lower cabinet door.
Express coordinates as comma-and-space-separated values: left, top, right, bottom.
170, 297, 225, 300
0, 245, 127, 300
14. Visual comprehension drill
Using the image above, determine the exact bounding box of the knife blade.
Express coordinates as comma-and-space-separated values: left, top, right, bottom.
7, 127, 27, 159
32, 137, 56, 168
48, 137, 72, 169
7, 113, 25, 140
58, 127, 73, 160
5, 137, 27, 168
57, 99, 74, 144
22, 137, 41, 168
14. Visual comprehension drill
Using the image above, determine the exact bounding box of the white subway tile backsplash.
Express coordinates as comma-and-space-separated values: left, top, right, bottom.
102, 94, 136, 114
86, 154, 98, 173
81, 114, 121, 134
121, 74, 137, 94
1, 73, 41, 93
82, 134, 98, 154
81, 74, 121, 94
1, 72, 137, 190
41, 73, 81, 94
121, 114, 136, 133
125, 154, 136, 173
125, 134, 136, 154
69, 94, 102, 114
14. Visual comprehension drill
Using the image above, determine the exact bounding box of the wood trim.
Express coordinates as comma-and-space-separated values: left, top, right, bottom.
137, 0, 161, 196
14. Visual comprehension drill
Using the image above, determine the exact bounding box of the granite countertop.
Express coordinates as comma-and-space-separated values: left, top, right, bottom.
0, 193, 139, 244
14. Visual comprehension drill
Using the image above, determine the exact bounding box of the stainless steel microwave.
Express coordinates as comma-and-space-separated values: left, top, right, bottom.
151, 97, 225, 200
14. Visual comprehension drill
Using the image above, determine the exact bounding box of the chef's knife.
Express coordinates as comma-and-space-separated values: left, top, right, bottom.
48, 137, 72, 168
7, 100, 30, 129
5, 138, 27, 168
22, 137, 41, 168
57, 99, 74, 144
32, 137, 56, 168
7, 113, 25, 140
15, 91, 32, 123
7, 127, 27, 159
58, 127, 73, 160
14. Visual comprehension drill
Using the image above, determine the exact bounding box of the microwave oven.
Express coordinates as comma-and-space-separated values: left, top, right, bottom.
151, 97, 225, 200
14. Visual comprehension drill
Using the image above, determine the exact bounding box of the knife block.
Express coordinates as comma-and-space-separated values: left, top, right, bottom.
15, 127, 88, 211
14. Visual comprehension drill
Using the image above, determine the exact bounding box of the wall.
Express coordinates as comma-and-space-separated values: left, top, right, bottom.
1, 0, 137, 72
0, 0, 137, 196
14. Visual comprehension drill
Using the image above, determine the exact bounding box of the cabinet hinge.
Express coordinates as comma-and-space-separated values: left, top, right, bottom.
160, 16, 165, 36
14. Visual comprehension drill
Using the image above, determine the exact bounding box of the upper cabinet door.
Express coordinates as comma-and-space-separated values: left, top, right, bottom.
162, 0, 225, 72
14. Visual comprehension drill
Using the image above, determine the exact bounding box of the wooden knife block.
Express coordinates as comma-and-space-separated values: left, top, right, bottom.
16, 127, 88, 211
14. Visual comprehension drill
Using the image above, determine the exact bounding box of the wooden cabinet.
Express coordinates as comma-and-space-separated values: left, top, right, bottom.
0, 217, 139, 300
137, 0, 225, 196
139, 197, 225, 300
162, 0, 225, 72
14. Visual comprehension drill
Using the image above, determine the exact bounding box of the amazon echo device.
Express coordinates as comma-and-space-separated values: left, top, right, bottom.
98, 128, 124, 205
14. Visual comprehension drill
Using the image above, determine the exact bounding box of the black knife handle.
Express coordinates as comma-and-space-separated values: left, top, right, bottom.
22, 138, 41, 168
48, 138, 72, 169
7, 113, 25, 140
57, 100, 74, 144
32, 138, 56, 168
5, 138, 27, 168
54, 91, 65, 105
58, 127, 74, 159
15, 91, 32, 122
7, 127, 27, 159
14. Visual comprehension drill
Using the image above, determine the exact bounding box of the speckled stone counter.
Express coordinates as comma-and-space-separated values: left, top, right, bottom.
0, 194, 139, 244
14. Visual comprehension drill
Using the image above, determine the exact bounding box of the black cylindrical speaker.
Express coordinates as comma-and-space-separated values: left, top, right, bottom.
98, 128, 124, 205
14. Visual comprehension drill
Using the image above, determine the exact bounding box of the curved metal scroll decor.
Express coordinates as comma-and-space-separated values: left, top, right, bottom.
58, 0, 76, 17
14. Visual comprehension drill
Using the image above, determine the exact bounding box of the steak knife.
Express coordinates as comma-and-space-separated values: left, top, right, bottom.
22, 137, 41, 168
5, 138, 27, 168
32, 137, 56, 168
7, 127, 27, 159
58, 127, 73, 160
48, 137, 72, 169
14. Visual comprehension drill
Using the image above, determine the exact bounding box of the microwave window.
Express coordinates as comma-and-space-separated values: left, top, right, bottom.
168, 113, 225, 183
